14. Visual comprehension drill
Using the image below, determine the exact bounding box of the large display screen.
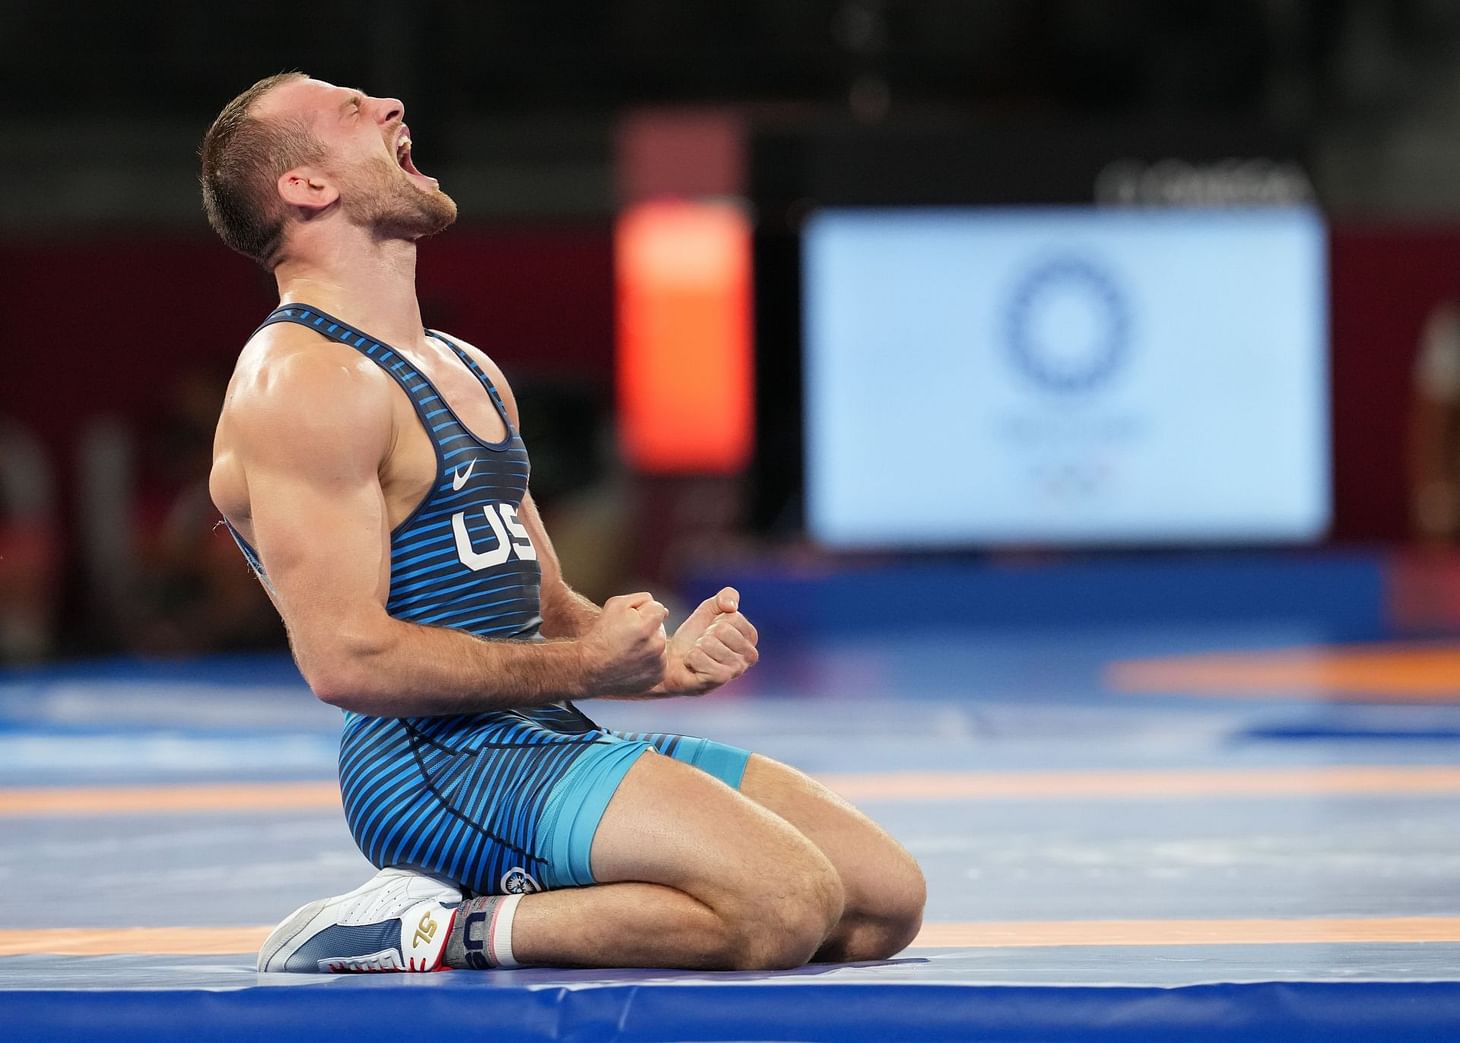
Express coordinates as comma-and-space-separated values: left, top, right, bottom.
803, 207, 1330, 547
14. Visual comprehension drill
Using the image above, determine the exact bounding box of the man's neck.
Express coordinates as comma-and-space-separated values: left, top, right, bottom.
274, 227, 426, 349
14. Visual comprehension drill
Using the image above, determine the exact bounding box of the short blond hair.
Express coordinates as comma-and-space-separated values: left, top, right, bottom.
199, 72, 324, 269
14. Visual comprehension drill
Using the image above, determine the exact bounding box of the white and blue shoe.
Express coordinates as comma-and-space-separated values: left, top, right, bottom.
257, 867, 462, 973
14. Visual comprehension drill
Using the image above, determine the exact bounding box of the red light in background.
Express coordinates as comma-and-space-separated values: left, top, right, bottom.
615, 200, 753, 474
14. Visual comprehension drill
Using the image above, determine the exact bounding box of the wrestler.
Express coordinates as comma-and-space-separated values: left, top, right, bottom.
201, 73, 924, 972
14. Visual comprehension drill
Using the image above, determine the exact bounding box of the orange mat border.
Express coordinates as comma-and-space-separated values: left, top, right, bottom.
5, 918, 1459, 958
819, 766, 1460, 800
0, 781, 341, 817
913, 916, 1460, 948
5, 766, 1460, 818
1109, 644, 1460, 701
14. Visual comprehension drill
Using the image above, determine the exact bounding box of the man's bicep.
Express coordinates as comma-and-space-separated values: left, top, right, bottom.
228, 351, 397, 646
245, 461, 394, 630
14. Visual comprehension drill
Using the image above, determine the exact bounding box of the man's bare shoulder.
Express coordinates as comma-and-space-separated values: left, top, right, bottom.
225, 323, 394, 423
218, 322, 396, 466
211, 323, 398, 528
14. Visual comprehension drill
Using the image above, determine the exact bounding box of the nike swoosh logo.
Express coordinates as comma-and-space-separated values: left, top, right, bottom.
451, 460, 476, 491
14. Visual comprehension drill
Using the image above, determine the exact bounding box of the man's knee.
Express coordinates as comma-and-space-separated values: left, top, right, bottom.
858, 878, 926, 960
719, 843, 845, 970
824, 849, 927, 962
587, 750, 843, 969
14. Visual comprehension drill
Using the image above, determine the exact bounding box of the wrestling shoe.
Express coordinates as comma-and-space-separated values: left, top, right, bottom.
257, 867, 462, 973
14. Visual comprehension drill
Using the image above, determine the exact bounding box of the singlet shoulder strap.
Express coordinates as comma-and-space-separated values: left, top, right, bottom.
427, 329, 515, 431
254, 304, 439, 415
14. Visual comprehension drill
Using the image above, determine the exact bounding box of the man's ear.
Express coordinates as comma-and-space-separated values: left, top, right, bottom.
277, 167, 339, 212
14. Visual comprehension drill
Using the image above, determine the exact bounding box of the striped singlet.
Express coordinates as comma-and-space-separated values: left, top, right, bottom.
229, 304, 749, 895
230, 305, 622, 893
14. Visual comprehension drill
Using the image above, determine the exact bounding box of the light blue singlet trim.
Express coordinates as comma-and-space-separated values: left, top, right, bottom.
536, 735, 753, 888
667, 736, 752, 790
538, 738, 653, 888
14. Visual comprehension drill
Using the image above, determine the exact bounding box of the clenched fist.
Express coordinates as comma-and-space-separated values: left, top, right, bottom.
659, 587, 759, 696
578, 592, 669, 696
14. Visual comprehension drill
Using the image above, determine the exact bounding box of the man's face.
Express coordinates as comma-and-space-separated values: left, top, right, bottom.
261, 77, 457, 239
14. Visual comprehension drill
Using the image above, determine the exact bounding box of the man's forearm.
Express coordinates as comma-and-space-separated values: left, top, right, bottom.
540, 582, 602, 639
299, 615, 590, 717
539, 583, 669, 701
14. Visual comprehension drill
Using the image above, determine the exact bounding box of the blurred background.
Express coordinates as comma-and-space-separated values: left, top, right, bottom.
7, 0, 1460, 663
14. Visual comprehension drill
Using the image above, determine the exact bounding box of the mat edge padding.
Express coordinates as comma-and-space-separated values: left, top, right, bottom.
4, 980, 1459, 1043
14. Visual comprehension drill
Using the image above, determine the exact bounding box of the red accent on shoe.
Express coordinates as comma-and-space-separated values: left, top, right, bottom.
428, 907, 459, 972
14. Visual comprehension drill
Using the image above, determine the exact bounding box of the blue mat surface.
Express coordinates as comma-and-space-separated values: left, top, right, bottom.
5, 954, 1460, 1043
3, 581, 1459, 1042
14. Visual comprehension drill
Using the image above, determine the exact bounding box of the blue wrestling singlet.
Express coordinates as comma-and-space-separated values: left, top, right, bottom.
229, 304, 749, 895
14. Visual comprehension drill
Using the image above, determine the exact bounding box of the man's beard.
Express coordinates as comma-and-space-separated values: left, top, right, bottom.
342, 156, 457, 240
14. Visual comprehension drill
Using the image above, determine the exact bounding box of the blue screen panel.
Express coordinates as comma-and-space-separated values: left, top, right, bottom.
803, 207, 1330, 547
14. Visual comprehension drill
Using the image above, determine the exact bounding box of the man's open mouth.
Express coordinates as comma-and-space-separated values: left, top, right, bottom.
395, 128, 429, 179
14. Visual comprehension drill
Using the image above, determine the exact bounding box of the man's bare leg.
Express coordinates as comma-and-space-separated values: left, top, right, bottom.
480, 751, 847, 970
264, 747, 923, 972
462, 750, 924, 970
737, 755, 926, 962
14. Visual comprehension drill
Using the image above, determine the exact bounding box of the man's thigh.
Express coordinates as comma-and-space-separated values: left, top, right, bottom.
599, 736, 920, 916
738, 754, 925, 925
588, 750, 834, 914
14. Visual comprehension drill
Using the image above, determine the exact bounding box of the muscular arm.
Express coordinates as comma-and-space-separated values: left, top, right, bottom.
220, 343, 664, 716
